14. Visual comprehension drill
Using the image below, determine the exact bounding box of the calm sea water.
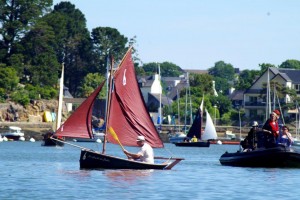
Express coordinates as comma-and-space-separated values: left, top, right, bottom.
1, 141, 300, 200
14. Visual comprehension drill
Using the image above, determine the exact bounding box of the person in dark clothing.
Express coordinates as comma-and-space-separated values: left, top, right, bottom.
241, 121, 259, 151
262, 109, 280, 148
247, 121, 259, 150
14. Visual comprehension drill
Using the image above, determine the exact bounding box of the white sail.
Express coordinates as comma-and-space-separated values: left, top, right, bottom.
56, 64, 64, 130
202, 109, 218, 140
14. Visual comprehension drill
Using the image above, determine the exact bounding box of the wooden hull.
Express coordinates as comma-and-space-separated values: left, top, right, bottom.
80, 149, 183, 170
174, 141, 210, 147
219, 145, 300, 168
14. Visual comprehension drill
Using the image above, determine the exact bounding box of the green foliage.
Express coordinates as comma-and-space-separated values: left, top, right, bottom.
10, 87, 30, 106
208, 61, 235, 80
235, 69, 260, 90
79, 73, 106, 98
142, 62, 183, 77
210, 95, 232, 116
25, 84, 57, 100
91, 26, 128, 71
279, 59, 300, 69
220, 112, 232, 125
0, 0, 52, 63
51, 1, 95, 95
189, 73, 214, 96
214, 77, 232, 95
259, 63, 276, 74
0, 88, 6, 102
0, 67, 19, 92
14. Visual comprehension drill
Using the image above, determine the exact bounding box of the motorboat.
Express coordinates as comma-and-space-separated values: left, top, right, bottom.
2, 126, 25, 141
219, 144, 300, 168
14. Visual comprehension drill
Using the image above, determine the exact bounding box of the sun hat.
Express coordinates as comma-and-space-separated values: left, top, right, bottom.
272, 109, 280, 118
252, 121, 258, 127
136, 135, 145, 141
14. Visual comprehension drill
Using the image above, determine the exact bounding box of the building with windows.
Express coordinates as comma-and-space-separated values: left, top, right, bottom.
243, 67, 300, 122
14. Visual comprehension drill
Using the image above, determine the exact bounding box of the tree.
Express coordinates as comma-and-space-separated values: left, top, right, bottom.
79, 73, 106, 98
51, 2, 94, 96
279, 59, 300, 69
17, 21, 59, 86
142, 62, 183, 77
189, 73, 214, 96
0, 66, 19, 92
91, 27, 128, 74
208, 61, 235, 80
259, 63, 276, 74
235, 69, 260, 90
0, 0, 52, 62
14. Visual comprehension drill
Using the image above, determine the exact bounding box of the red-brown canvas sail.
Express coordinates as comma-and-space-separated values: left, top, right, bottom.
107, 49, 163, 148
54, 80, 106, 139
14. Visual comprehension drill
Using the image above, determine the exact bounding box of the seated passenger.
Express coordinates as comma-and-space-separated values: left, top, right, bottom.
280, 126, 294, 147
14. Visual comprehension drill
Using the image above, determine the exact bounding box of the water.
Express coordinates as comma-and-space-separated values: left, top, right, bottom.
1, 142, 300, 200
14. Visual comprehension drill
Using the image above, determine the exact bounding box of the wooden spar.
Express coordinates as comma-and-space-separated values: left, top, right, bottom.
51, 137, 90, 150
102, 47, 133, 154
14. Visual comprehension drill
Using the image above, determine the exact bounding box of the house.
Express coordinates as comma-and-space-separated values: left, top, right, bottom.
243, 67, 300, 122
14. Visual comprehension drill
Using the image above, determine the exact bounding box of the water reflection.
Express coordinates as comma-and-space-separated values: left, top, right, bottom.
104, 169, 154, 183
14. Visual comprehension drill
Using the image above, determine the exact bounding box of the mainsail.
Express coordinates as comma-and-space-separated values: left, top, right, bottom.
202, 109, 218, 140
106, 49, 163, 148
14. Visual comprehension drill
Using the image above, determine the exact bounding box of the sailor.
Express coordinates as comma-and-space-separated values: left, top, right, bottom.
123, 136, 154, 164
191, 135, 198, 142
262, 109, 280, 148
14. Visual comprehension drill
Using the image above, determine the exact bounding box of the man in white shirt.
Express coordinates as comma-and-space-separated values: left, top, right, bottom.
123, 136, 154, 164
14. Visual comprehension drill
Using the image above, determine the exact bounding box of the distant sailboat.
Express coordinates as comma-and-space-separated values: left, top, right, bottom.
42, 64, 65, 147
174, 98, 212, 147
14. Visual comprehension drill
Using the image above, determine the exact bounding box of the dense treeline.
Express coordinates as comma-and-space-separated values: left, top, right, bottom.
1, 0, 300, 125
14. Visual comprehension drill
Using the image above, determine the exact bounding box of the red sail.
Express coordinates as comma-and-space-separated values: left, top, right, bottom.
107, 49, 163, 148
54, 80, 106, 138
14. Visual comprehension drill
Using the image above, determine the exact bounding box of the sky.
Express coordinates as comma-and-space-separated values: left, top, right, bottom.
53, 0, 300, 70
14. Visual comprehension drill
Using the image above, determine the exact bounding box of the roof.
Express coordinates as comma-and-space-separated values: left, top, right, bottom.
183, 69, 208, 74
148, 93, 173, 106
277, 68, 300, 84
228, 90, 244, 100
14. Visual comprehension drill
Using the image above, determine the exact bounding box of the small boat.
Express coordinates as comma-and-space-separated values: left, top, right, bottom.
169, 132, 186, 143
2, 126, 25, 141
41, 132, 64, 146
53, 48, 183, 170
219, 144, 300, 168
174, 100, 217, 147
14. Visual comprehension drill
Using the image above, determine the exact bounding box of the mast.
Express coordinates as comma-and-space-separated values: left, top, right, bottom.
177, 89, 180, 131
188, 73, 192, 125
158, 63, 162, 129
102, 54, 114, 154
184, 73, 188, 133
266, 67, 271, 120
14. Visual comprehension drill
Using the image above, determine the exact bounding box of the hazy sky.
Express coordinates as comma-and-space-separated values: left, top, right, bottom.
53, 0, 300, 70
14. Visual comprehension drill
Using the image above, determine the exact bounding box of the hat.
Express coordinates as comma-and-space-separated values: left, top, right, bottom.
136, 136, 145, 141
252, 121, 258, 127
272, 109, 280, 117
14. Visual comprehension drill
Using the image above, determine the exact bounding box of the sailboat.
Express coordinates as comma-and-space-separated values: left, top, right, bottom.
53, 48, 183, 170
174, 99, 215, 147
42, 64, 65, 147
